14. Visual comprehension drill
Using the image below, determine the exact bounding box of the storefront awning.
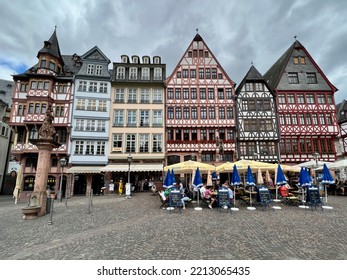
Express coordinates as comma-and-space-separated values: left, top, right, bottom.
67, 166, 102, 174
100, 163, 163, 172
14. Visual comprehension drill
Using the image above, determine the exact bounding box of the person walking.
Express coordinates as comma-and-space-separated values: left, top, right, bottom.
108, 180, 115, 195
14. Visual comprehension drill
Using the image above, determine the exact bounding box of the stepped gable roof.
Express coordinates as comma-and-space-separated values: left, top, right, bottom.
263, 40, 302, 89
37, 29, 64, 66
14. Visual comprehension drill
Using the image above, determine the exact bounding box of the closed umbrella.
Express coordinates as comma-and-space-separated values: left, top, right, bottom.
246, 166, 256, 210
192, 167, 203, 210
163, 169, 172, 189
257, 168, 264, 185
298, 167, 311, 209
206, 170, 213, 187
274, 164, 287, 202
321, 163, 334, 204
230, 164, 241, 211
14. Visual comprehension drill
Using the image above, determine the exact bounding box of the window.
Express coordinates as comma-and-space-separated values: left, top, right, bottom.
76, 99, 86, 110
168, 107, 174, 119
208, 88, 214, 100
226, 88, 232, 99
306, 94, 315, 104
218, 88, 224, 99
208, 129, 215, 141
191, 88, 197, 99
183, 88, 189, 99
40, 59, 46, 68
49, 62, 55, 71
128, 89, 137, 103
129, 67, 137, 80
89, 82, 97, 92
205, 68, 211, 79
37, 81, 43, 90
227, 129, 234, 141
307, 73, 317, 84
153, 89, 162, 103
278, 94, 286, 104
86, 141, 95, 155
75, 141, 84, 154
117, 67, 125, 79
55, 105, 64, 116
191, 107, 197, 119
96, 141, 105, 155
95, 65, 102, 75
200, 129, 207, 141
78, 81, 87, 91
200, 108, 207, 119
141, 68, 150, 80
199, 88, 206, 99
168, 88, 174, 99
75, 119, 84, 131
20, 83, 28, 92
219, 107, 225, 119
87, 99, 96, 110
279, 114, 285, 125
34, 103, 40, 114
288, 72, 299, 84
98, 100, 107, 112
312, 114, 318, 125
326, 113, 333, 125
153, 110, 163, 126
140, 89, 150, 103
297, 94, 305, 104
30, 81, 37, 90
255, 83, 263, 91
58, 84, 67, 93
139, 134, 149, 152
99, 82, 108, 93
177, 71, 181, 78
126, 134, 136, 153
87, 64, 94, 75
112, 134, 123, 151
227, 108, 233, 119
183, 69, 189, 78
28, 103, 34, 114
97, 120, 106, 132
287, 94, 295, 104
154, 68, 162, 80
115, 88, 124, 102
294, 56, 306, 64
44, 81, 50, 90
209, 108, 215, 119
86, 120, 96, 131
190, 69, 196, 78
305, 114, 311, 125
212, 68, 217, 79
319, 114, 325, 125
245, 83, 253, 91
199, 68, 204, 79
175, 107, 182, 119
152, 134, 162, 152
175, 88, 181, 100
114, 110, 124, 126
183, 108, 190, 119
127, 110, 137, 126
175, 129, 182, 140
317, 94, 325, 104
140, 111, 149, 126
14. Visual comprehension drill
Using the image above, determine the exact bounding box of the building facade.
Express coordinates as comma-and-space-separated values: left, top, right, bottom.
336, 99, 347, 159
68, 46, 111, 196
264, 40, 339, 164
165, 33, 236, 168
235, 65, 279, 163
102, 55, 166, 189
9, 30, 81, 199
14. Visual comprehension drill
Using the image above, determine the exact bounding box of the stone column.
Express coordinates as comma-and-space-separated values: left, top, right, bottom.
30, 140, 60, 217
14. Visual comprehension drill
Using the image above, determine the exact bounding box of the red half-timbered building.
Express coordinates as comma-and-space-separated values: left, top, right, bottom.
264, 40, 339, 164
165, 33, 236, 166
9, 30, 82, 197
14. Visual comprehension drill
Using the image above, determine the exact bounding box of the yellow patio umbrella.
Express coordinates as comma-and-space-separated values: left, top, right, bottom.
206, 170, 213, 186
220, 160, 276, 173
163, 160, 215, 174
215, 161, 232, 173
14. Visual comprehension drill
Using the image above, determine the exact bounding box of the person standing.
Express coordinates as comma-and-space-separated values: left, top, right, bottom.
108, 180, 115, 195
118, 179, 123, 195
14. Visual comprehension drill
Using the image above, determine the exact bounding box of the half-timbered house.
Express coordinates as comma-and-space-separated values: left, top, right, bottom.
165, 33, 236, 167
9, 29, 82, 198
235, 65, 279, 163
336, 99, 347, 158
264, 39, 339, 164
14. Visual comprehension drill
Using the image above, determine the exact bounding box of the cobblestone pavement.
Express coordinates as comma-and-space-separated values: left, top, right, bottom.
0, 192, 346, 260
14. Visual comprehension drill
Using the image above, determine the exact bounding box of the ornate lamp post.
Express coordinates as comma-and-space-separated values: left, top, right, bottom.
314, 152, 320, 185
126, 154, 132, 198
58, 157, 67, 202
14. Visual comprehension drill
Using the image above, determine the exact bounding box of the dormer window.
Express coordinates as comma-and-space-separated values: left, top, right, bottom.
132, 56, 139, 64
153, 56, 160, 64
143, 56, 150, 64
87, 64, 94, 75
40, 60, 46, 68
121, 56, 128, 63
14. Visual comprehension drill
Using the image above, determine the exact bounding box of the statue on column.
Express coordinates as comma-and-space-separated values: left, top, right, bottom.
39, 106, 56, 140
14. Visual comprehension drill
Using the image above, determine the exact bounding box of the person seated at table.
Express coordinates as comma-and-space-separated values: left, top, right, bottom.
204, 186, 216, 209
227, 186, 234, 205
279, 184, 294, 197
179, 187, 191, 209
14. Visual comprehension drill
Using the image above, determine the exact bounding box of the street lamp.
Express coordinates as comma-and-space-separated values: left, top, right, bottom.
58, 157, 67, 202
314, 152, 320, 185
126, 154, 132, 198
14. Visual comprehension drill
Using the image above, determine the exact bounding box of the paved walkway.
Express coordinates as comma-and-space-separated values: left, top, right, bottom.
0, 192, 346, 260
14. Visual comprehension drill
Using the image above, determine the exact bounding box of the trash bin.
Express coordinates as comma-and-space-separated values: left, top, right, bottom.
46, 197, 52, 213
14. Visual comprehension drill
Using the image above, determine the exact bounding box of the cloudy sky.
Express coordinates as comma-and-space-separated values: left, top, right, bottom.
1, 0, 346, 103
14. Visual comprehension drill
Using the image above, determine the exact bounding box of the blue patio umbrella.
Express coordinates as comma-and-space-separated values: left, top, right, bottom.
274, 164, 287, 202
321, 163, 335, 203
192, 167, 203, 210
231, 164, 242, 210
163, 169, 172, 189
246, 166, 256, 208
211, 171, 217, 180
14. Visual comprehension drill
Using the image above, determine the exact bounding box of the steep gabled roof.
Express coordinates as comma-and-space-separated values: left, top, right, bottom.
81, 46, 111, 64
264, 40, 337, 92
336, 99, 347, 122
37, 29, 64, 66
165, 33, 235, 86
236, 65, 274, 96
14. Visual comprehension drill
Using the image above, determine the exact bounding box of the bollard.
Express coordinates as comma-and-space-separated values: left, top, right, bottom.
86, 192, 92, 214
48, 197, 54, 225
